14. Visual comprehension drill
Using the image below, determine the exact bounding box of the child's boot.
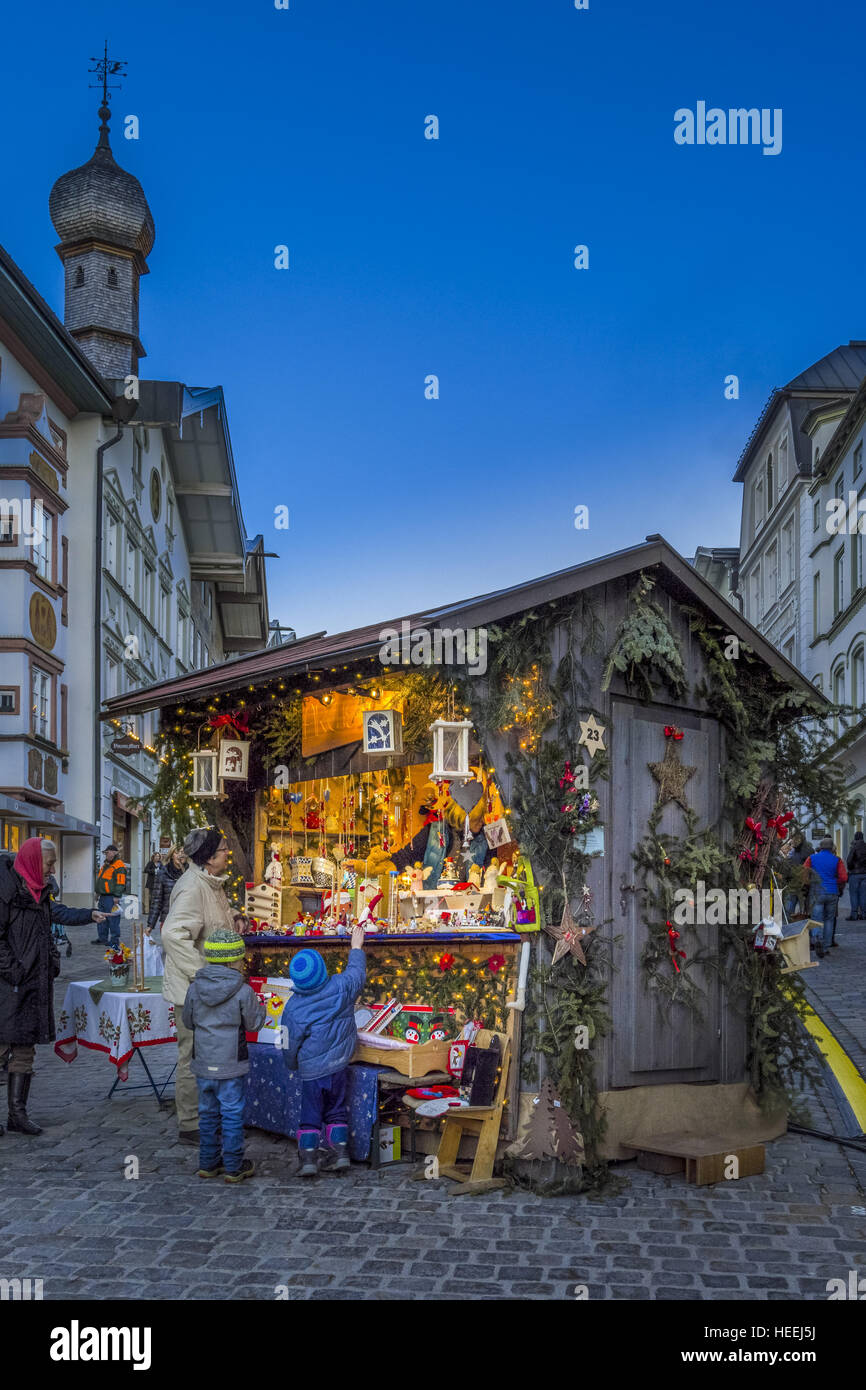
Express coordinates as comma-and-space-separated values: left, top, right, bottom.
322, 1123, 350, 1171
297, 1127, 321, 1177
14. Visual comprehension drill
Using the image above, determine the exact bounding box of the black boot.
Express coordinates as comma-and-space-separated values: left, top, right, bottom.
7, 1073, 42, 1135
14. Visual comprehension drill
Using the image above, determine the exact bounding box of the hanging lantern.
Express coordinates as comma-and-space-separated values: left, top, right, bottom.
429, 719, 473, 783
192, 750, 219, 798
218, 738, 250, 781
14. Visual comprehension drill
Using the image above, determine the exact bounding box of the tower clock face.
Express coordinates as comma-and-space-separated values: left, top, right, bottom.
150, 469, 161, 521
365, 713, 392, 750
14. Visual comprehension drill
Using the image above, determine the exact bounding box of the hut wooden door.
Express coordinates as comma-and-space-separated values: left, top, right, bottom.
608, 701, 723, 1087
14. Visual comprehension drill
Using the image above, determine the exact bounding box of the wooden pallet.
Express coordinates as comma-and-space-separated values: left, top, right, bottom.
622, 1131, 765, 1186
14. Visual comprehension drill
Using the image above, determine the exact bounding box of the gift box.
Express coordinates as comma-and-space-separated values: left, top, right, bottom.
377, 1124, 402, 1164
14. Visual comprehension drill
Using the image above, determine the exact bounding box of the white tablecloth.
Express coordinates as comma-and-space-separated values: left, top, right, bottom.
54, 978, 176, 1080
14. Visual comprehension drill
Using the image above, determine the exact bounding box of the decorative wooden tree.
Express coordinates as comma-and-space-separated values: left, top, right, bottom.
509, 1077, 585, 1165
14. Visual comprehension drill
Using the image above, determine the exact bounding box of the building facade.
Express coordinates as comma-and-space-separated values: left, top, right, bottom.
0, 248, 111, 879
0, 90, 269, 908
733, 342, 866, 853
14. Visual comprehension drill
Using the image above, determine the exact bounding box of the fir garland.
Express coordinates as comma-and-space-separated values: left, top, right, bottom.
141, 729, 210, 845
601, 571, 688, 701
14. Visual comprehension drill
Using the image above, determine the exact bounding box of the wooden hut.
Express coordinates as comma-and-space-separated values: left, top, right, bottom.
106, 535, 824, 1166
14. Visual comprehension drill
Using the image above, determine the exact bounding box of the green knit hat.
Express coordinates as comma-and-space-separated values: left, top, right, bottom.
204, 926, 245, 965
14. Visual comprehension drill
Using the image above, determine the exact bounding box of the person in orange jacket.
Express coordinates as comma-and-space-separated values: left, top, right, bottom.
94, 843, 127, 950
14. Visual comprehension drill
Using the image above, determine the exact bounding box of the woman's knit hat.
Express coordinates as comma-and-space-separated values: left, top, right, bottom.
203, 926, 245, 965
183, 827, 223, 866
289, 948, 327, 993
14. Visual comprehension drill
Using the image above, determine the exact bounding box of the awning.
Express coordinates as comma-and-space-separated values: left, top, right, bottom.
113, 791, 145, 820
0, 792, 97, 836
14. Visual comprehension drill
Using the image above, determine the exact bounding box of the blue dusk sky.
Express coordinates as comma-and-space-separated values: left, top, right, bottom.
3, 0, 866, 637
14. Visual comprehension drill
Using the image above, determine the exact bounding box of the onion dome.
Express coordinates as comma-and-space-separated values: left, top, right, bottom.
49, 102, 154, 260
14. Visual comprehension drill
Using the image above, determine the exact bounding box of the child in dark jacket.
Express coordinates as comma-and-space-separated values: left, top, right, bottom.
182, 926, 266, 1183
280, 925, 366, 1177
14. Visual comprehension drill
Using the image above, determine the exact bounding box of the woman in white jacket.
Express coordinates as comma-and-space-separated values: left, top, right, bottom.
162, 828, 238, 1142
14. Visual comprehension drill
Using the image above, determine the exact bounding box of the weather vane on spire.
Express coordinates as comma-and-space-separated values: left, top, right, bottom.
88, 40, 127, 147
89, 39, 127, 104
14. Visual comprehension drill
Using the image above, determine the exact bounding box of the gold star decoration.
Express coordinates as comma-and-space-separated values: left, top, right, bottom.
545, 900, 597, 966
648, 740, 696, 812
578, 713, 606, 757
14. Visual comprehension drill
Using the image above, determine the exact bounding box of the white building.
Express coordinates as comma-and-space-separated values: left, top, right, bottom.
734, 342, 866, 851
0, 246, 111, 874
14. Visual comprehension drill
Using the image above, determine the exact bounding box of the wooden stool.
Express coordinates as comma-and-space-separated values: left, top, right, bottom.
434, 1031, 511, 1196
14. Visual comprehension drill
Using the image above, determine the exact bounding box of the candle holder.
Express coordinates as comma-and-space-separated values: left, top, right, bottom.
130, 918, 150, 993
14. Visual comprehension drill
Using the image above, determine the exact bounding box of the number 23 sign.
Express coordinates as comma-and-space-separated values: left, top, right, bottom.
577, 714, 606, 757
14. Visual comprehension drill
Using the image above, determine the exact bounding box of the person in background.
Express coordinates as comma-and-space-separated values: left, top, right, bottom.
783, 830, 814, 919
94, 843, 127, 951
146, 846, 187, 957
804, 836, 847, 958
182, 926, 266, 1183
846, 831, 866, 922
143, 851, 161, 914
280, 925, 366, 1178
0, 838, 106, 1135
161, 828, 238, 1145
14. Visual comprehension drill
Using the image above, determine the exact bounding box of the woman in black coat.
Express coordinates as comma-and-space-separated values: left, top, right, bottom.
146, 847, 187, 951
0, 838, 104, 1136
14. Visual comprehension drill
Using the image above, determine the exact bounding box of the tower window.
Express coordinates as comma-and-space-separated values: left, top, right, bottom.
73, 267, 85, 287
107, 267, 118, 287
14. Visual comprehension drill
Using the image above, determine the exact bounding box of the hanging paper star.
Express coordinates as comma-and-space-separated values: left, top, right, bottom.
648, 738, 696, 811
578, 714, 606, 757
545, 900, 597, 966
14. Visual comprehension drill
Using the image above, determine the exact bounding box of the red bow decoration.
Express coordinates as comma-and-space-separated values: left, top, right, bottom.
207, 709, 250, 738
744, 816, 765, 845
487, 954, 506, 974
666, 921, 686, 973
559, 761, 576, 790
438, 952, 455, 972
663, 726, 684, 740
766, 811, 795, 841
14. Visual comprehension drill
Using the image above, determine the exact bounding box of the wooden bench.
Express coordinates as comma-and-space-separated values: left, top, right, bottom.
622, 1131, 765, 1187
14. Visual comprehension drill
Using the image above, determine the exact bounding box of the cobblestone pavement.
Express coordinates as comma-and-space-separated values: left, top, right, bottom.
1, 932, 864, 1302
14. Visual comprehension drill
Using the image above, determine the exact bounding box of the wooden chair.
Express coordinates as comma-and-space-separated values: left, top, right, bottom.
434, 1030, 511, 1195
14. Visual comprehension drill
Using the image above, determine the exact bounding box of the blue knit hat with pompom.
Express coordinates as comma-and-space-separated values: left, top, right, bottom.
289, 948, 327, 993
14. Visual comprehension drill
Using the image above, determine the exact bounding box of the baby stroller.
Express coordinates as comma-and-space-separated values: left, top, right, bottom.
48, 873, 73, 958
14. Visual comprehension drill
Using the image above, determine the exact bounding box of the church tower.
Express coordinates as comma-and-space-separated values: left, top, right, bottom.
49, 46, 154, 380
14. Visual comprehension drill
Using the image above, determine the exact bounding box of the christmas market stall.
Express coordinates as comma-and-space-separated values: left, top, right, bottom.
104, 535, 845, 1188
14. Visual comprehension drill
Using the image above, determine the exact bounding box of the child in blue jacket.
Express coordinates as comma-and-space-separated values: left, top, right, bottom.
281, 925, 366, 1177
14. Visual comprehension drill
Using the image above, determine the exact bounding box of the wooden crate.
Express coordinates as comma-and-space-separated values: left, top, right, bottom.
353, 1037, 452, 1077
623, 1131, 765, 1187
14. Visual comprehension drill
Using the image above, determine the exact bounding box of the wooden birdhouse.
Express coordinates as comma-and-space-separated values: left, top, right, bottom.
192, 750, 219, 798
429, 719, 473, 783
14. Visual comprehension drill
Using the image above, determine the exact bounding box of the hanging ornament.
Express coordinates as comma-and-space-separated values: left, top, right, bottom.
559, 760, 576, 790
648, 734, 696, 811
577, 714, 606, 757
663, 725, 684, 741
666, 920, 686, 973
545, 900, 596, 966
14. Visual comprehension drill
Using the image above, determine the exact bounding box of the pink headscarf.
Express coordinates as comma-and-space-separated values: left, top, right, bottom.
14, 837, 45, 902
